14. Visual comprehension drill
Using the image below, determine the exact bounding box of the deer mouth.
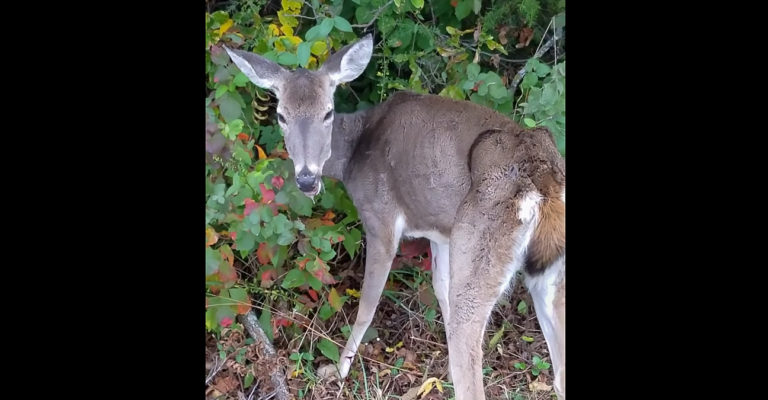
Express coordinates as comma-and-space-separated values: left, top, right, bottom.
299, 180, 322, 198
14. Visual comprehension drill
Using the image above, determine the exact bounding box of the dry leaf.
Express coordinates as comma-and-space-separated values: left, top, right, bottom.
517, 27, 534, 49
416, 377, 444, 399
529, 380, 553, 392
498, 25, 510, 45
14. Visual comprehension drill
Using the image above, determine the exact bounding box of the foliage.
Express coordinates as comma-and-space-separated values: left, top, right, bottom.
205, 0, 565, 365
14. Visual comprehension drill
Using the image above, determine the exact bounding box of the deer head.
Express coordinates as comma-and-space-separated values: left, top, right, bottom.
224, 34, 373, 197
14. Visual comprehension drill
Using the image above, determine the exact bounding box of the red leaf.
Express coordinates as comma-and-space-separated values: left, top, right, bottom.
260, 269, 276, 288
213, 77, 219, 83
273, 317, 292, 327
312, 267, 337, 285
271, 176, 284, 190
296, 294, 317, 308
259, 183, 275, 203
237, 133, 249, 141
450, 0, 458, 6
257, 242, 272, 264
230, 231, 237, 240
307, 288, 319, 302
297, 258, 310, 270
244, 198, 257, 216
220, 317, 233, 327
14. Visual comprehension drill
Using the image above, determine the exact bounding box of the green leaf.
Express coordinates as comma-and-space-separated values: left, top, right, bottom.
361, 327, 378, 343
514, 362, 526, 369
488, 84, 507, 100
517, 300, 528, 315
244, 372, 254, 388
466, 63, 480, 80
215, 85, 228, 99
306, 17, 335, 42
306, 270, 323, 291
233, 72, 249, 87
318, 303, 334, 320
473, 0, 482, 14
455, 0, 473, 20
333, 16, 353, 32
302, 352, 314, 361
289, 191, 314, 216
217, 93, 243, 123
521, 335, 535, 342
410, 0, 424, 9
523, 118, 536, 128
317, 338, 340, 363
277, 52, 297, 66
206, 247, 222, 276
297, 42, 311, 68
235, 231, 257, 253
343, 228, 361, 258
259, 307, 273, 342
282, 268, 307, 288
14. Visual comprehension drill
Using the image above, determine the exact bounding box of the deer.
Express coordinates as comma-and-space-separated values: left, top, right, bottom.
224, 33, 565, 400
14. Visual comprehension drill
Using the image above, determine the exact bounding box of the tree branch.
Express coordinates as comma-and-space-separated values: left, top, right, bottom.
510, 25, 564, 97
238, 311, 290, 400
350, 0, 393, 28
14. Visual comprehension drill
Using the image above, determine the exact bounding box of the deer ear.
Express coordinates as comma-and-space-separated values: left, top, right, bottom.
224, 46, 288, 93
321, 34, 373, 86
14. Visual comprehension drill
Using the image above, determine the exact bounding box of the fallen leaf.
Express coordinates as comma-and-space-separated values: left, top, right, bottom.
498, 25, 510, 45
517, 27, 534, 49
345, 288, 361, 298
529, 380, 552, 392
416, 377, 444, 399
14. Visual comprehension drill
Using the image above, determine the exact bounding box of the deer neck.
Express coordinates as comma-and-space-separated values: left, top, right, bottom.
322, 110, 368, 182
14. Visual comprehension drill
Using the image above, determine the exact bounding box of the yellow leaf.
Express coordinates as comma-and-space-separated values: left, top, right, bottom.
280, 24, 294, 37
291, 368, 304, 378
329, 287, 343, 311
285, 35, 302, 46
396, 341, 403, 349
308, 56, 317, 69
345, 288, 361, 298
310, 40, 327, 56
416, 377, 444, 398
385, 346, 395, 353
256, 145, 267, 160
277, 10, 298, 28
218, 19, 233, 36
206, 227, 219, 247
282, 0, 302, 13
268, 24, 281, 36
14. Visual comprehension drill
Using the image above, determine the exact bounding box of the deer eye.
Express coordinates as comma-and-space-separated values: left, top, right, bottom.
323, 110, 333, 122
277, 113, 286, 124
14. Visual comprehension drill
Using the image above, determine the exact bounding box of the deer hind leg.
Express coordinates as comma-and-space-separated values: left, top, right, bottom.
430, 240, 451, 326
525, 257, 565, 399
447, 189, 541, 400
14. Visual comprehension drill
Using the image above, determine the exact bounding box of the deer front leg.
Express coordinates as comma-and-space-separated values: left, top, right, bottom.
318, 217, 400, 380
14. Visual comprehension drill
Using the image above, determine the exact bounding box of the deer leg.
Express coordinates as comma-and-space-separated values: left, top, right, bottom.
430, 240, 451, 326
525, 256, 565, 399
446, 182, 542, 400
334, 219, 401, 379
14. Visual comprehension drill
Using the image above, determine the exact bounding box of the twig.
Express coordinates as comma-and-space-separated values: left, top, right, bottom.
350, 0, 393, 28
238, 311, 290, 400
510, 22, 564, 97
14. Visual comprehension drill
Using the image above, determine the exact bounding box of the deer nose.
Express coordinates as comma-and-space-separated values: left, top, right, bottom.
296, 167, 318, 192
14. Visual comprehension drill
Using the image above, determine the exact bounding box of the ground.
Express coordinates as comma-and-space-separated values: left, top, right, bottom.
206, 238, 556, 400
